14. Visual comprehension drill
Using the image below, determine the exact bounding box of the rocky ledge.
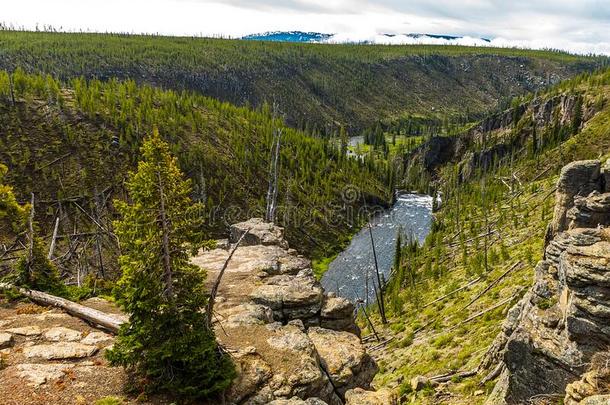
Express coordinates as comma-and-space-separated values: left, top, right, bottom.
193, 218, 394, 405
482, 159, 610, 404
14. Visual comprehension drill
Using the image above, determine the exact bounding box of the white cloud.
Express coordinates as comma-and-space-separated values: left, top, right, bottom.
1, 0, 609, 55
326, 34, 610, 56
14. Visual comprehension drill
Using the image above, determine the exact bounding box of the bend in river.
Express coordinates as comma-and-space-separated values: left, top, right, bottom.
321, 193, 433, 303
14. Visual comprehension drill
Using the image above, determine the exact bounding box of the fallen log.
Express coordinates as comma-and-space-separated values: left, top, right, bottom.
422, 277, 481, 309
462, 261, 522, 310
430, 369, 477, 383
479, 362, 505, 386
447, 291, 522, 333
0, 283, 126, 333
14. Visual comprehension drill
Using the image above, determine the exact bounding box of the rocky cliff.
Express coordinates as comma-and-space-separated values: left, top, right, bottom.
482, 159, 610, 404
193, 218, 395, 405
406, 92, 595, 181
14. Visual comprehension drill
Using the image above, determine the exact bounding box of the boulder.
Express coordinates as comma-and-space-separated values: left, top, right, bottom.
308, 327, 377, 396
0, 332, 13, 349
268, 398, 328, 405
320, 296, 358, 334
24, 342, 98, 360
564, 372, 599, 404
567, 192, 610, 230
80, 331, 113, 345
223, 304, 275, 328
581, 395, 610, 405
344, 388, 397, 405
250, 274, 323, 321
229, 353, 274, 403
550, 160, 601, 236
43, 326, 82, 342
4, 326, 41, 336
263, 323, 339, 403
14, 364, 72, 386
410, 375, 437, 392
230, 218, 288, 248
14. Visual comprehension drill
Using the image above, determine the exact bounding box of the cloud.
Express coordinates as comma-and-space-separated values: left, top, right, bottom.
325, 34, 610, 55
1, 0, 609, 55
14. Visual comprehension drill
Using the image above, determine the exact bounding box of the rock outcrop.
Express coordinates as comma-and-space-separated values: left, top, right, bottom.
483, 159, 610, 404
406, 93, 591, 181
193, 219, 385, 404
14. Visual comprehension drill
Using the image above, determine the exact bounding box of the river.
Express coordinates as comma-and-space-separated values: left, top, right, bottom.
321, 193, 434, 303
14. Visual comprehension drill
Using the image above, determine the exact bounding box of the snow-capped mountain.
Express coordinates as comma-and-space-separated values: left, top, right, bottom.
242, 31, 333, 43
241, 31, 492, 44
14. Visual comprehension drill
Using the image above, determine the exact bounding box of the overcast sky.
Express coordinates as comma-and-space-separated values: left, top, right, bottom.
3, 0, 610, 54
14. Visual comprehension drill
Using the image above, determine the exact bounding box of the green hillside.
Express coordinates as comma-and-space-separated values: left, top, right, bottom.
364, 68, 610, 404
0, 31, 606, 132
0, 69, 389, 280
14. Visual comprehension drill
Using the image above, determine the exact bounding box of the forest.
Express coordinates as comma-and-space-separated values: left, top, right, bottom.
0, 25, 609, 405
0, 30, 606, 132
0, 68, 391, 286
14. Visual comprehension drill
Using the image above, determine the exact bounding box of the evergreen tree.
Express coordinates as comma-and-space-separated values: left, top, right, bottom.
107, 130, 235, 399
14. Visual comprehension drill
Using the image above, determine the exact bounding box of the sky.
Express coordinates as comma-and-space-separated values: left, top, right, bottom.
2, 0, 610, 55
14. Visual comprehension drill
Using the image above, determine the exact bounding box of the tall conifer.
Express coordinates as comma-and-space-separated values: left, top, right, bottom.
107, 129, 234, 399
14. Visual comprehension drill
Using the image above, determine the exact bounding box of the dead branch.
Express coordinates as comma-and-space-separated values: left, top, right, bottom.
206, 228, 250, 329
48, 217, 60, 260
462, 261, 522, 310
448, 291, 522, 332
423, 277, 481, 309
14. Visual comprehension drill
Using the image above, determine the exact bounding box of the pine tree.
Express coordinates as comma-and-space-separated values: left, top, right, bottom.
107, 129, 235, 399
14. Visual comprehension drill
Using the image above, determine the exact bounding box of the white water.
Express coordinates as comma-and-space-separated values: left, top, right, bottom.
321, 194, 433, 303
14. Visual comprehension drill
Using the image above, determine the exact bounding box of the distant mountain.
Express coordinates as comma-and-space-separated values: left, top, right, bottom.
242, 31, 492, 44
242, 31, 332, 43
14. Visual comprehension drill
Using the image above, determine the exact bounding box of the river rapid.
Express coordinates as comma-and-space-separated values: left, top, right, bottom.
321, 193, 434, 303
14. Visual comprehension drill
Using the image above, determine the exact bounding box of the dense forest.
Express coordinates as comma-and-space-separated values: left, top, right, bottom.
0, 69, 390, 286
0, 30, 606, 132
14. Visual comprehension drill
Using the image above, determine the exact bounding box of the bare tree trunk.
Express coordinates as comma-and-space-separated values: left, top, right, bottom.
265, 127, 282, 223
481, 177, 489, 273
206, 229, 250, 329
93, 188, 105, 277
157, 172, 173, 300
0, 283, 126, 333
48, 217, 60, 260
358, 301, 380, 342
26, 193, 35, 282
368, 223, 387, 324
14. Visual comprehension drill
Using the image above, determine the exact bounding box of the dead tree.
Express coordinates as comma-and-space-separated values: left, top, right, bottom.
265, 126, 282, 223
368, 222, 387, 324
206, 229, 250, 329
26, 193, 35, 282
93, 187, 105, 277
47, 217, 60, 260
